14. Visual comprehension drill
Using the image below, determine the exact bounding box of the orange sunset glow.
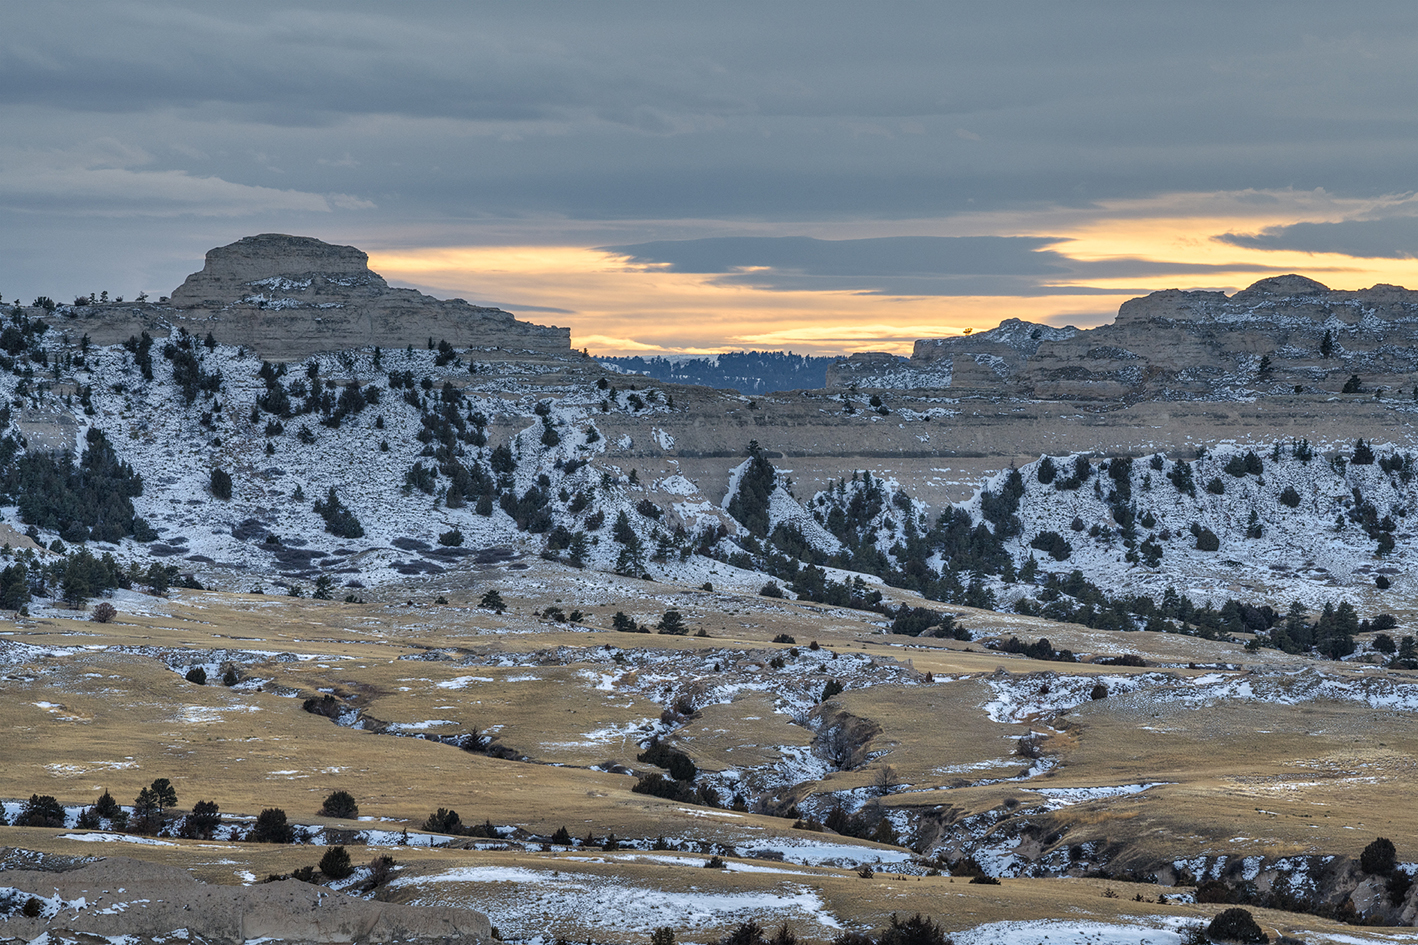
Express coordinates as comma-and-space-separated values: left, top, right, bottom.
10, 6, 1418, 366
370, 191, 1418, 357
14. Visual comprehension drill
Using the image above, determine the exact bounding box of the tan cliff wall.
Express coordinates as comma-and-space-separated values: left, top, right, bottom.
872, 275, 1418, 399
29, 234, 571, 361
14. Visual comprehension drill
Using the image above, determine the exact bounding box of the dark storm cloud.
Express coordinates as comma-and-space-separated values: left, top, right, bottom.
7, 3, 1418, 213
1216, 218, 1418, 259
605, 236, 1294, 296
6, 1, 1418, 300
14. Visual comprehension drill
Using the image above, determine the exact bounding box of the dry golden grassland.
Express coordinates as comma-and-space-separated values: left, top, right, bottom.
3, 563, 1418, 941
0, 829, 1392, 945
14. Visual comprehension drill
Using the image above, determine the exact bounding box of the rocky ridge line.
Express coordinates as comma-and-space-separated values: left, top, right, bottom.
832, 274, 1418, 400
27, 234, 573, 361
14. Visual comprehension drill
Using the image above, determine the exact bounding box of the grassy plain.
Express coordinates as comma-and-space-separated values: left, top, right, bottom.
3, 562, 1417, 941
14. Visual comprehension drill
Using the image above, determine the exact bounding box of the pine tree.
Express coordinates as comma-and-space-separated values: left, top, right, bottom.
656, 609, 688, 635
540, 416, 560, 447
252, 807, 294, 843
612, 511, 645, 575
321, 790, 359, 818
148, 778, 177, 811
727, 441, 776, 537
320, 845, 354, 879
1315, 601, 1359, 659
16, 794, 65, 828
566, 531, 589, 567
0, 562, 30, 610
423, 808, 463, 834
1395, 636, 1418, 669
1207, 909, 1266, 945
93, 790, 120, 819
1321, 329, 1334, 358
312, 487, 364, 538
210, 468, 232, 500
131, 787, 163, 834
183, 800, 221, 839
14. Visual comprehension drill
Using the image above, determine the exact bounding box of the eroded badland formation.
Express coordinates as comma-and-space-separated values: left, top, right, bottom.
3, 235, 1418, 945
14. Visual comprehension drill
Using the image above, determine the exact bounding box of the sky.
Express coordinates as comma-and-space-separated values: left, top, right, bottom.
7, 2, 1418, 356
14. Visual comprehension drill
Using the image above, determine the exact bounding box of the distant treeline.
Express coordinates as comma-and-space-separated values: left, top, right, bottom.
598, 351, 837, 394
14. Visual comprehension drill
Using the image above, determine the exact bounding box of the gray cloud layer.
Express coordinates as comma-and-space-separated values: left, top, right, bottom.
5, 2, 1418, 301
608, 237, 1069, 276
1217, 218, 1418, 259
607, 236, 1292, 296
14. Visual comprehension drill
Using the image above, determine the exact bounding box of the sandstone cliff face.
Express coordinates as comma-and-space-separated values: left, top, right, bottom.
169, 234, 378, 307
899, 276, 1418, 399
42, 234, 572, 361
823, 351, 953, 389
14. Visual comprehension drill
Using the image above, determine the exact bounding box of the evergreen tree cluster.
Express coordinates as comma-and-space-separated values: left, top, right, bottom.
599, 350, 836, 394
713, 913, 947, 945
421, 807, 500, 838
0, 306, 51, 371
0, 428, 146, 543
638, 738, 698, 781
1345, 485, 1399, 556
727, 441, 777, 538
1, 549, 193, 610
390, 375, 608, 542
121, 330, 154, 380
312, 487, 364, 539
979, 468, 1026, 538
1267, 600, 1362, 658
1029, 529, 1072, 561
632, 771, 722, 807
889, 605, 967, 639
160, 329, 222, 404
256, 358, 381, 427
1223, 450, 1265, 477
990, 636, 1077, 662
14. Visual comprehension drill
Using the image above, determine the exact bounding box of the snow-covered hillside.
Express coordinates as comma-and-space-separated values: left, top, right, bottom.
1, 314, 1413, 630
0, 325, 738, 594
994, 445, 1414, 608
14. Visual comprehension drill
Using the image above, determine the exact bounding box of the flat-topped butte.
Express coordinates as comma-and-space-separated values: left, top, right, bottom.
836, 274, 1418, 399
35, 234, 572, 361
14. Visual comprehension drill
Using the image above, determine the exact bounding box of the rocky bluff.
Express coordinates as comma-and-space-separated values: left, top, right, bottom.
833, 274, 1418, 400
53, 234, 572, 361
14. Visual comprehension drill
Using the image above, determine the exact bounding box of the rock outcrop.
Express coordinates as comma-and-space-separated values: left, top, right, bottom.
824, 351, 952, 389
898, 276, 1418, 399
168, 234, 378, 307
49, 234, 573, 361
0, 855, 490, 945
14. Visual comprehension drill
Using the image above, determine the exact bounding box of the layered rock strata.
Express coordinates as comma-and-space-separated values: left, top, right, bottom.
890, 275, 1418, 399
46, 234, 572, 361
